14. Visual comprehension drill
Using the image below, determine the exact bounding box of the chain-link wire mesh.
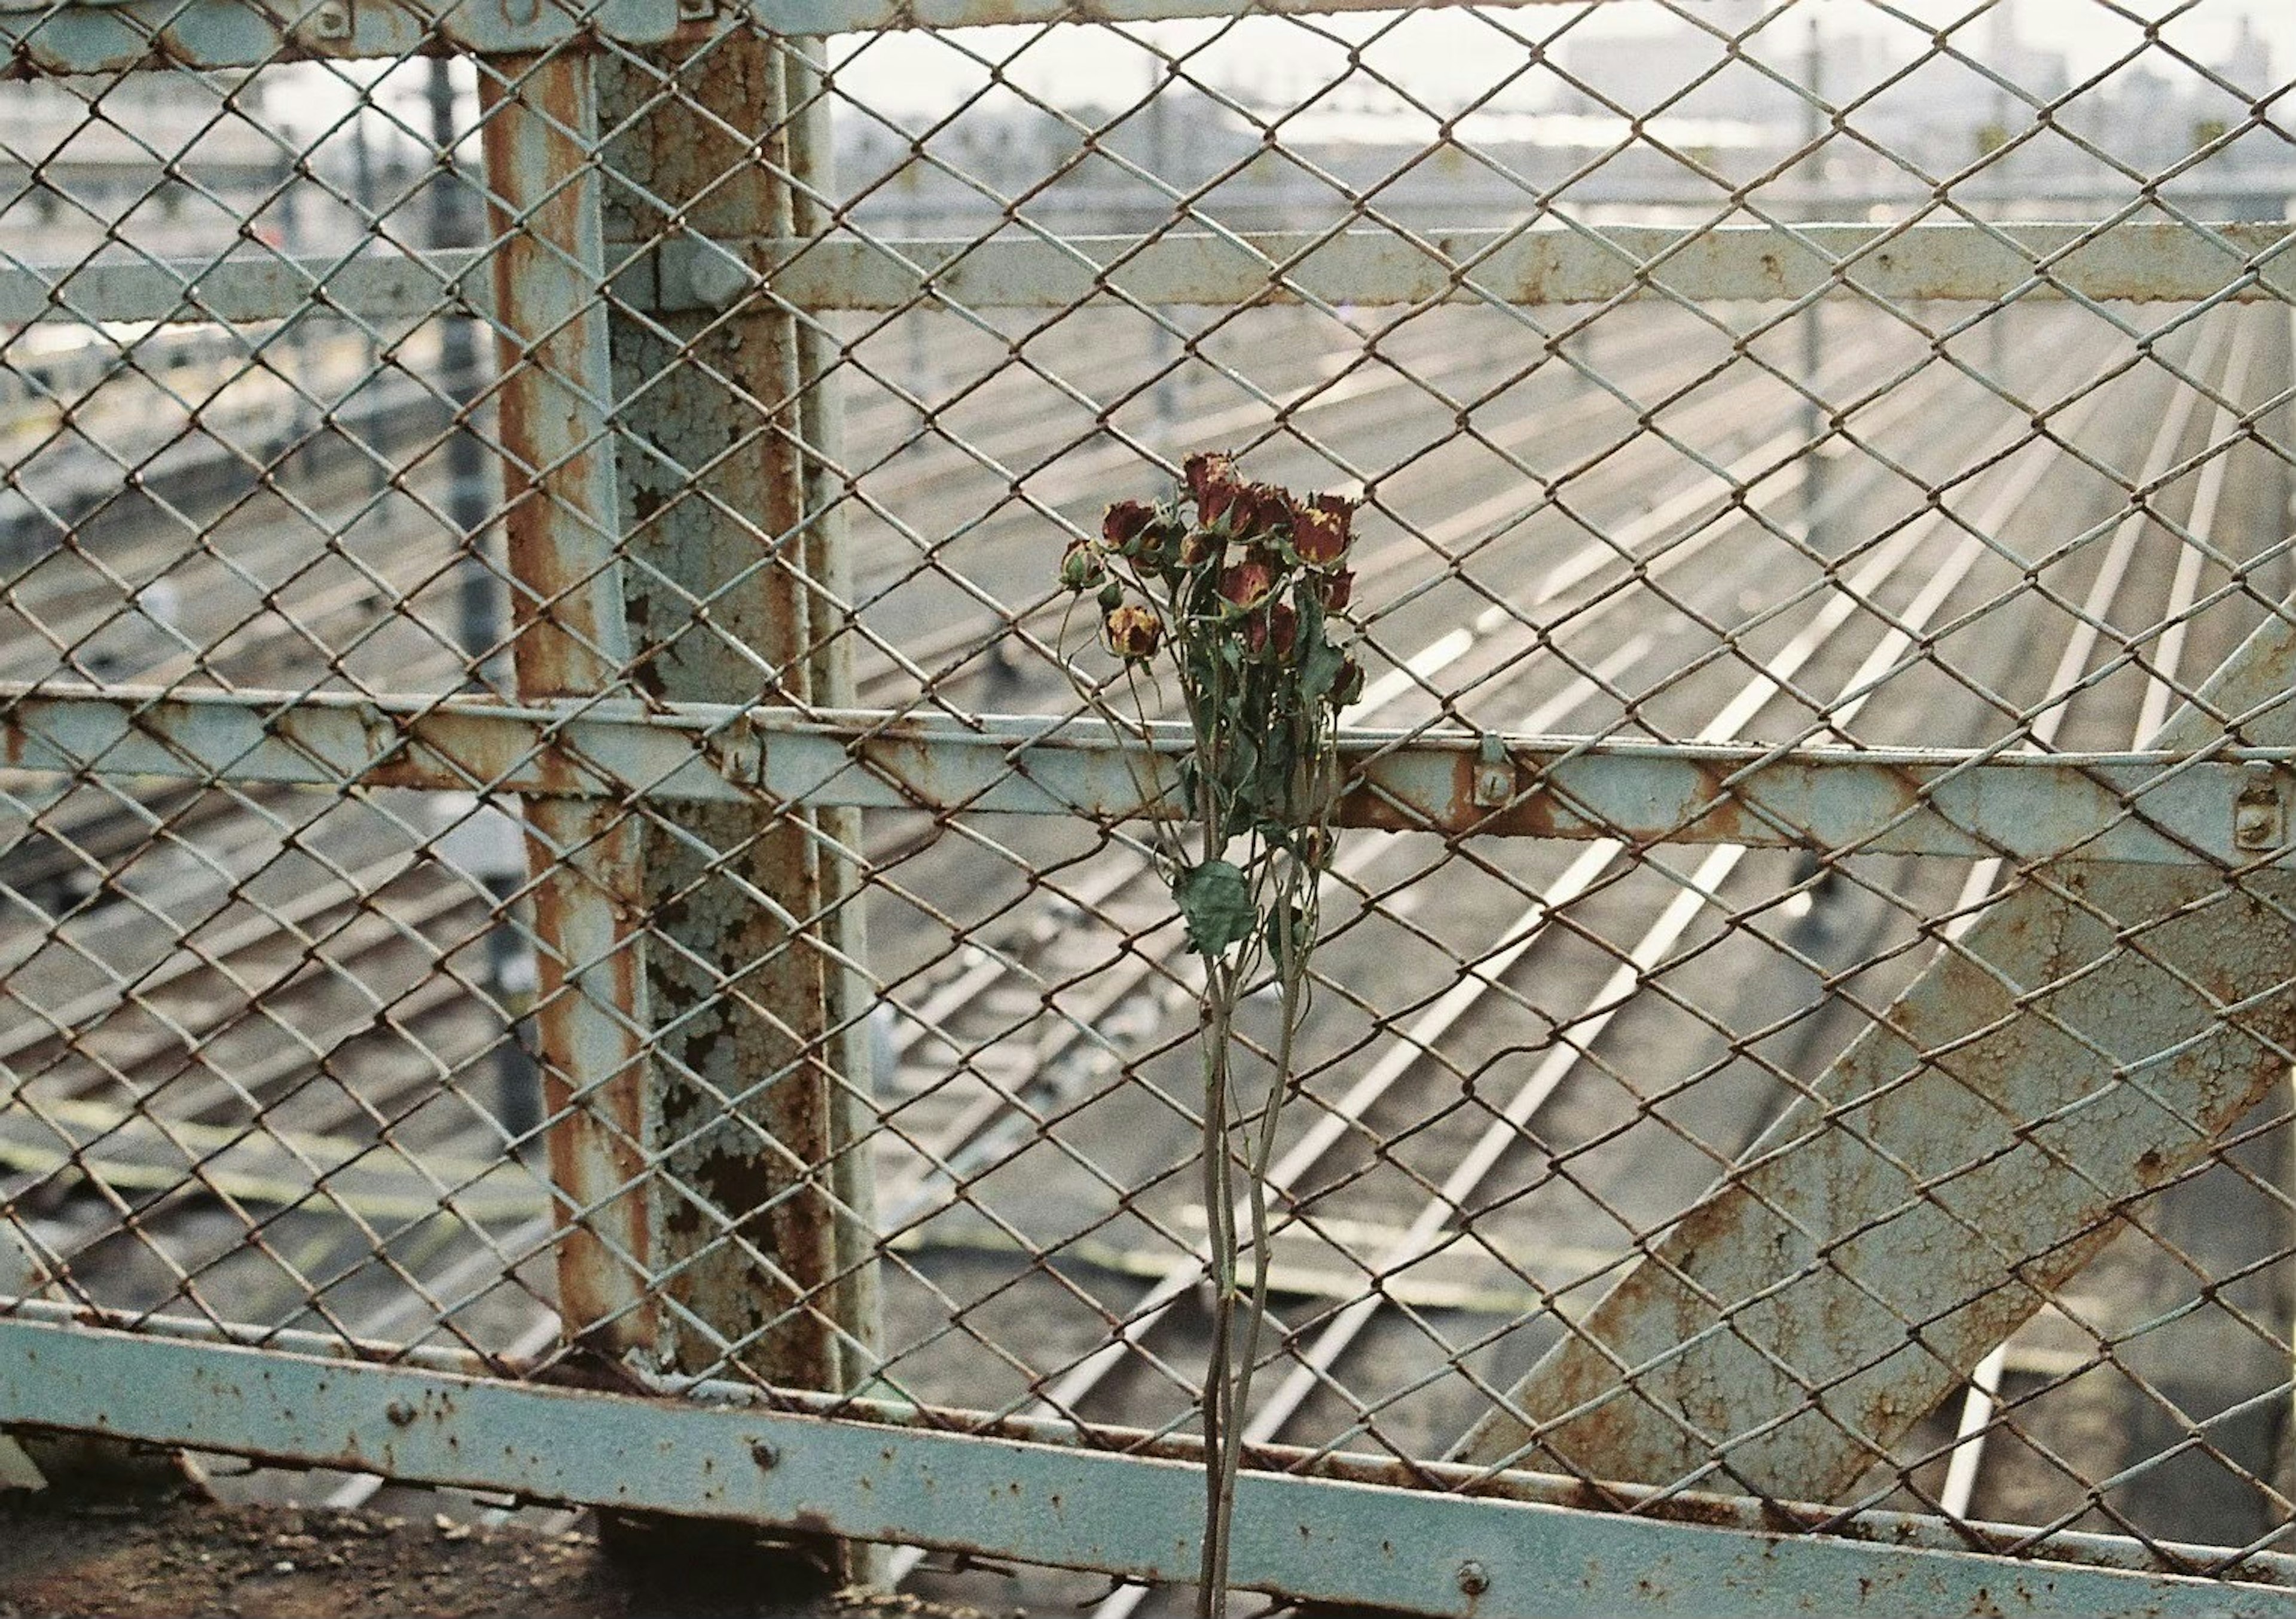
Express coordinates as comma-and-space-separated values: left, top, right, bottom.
5, 0, 2296, 1603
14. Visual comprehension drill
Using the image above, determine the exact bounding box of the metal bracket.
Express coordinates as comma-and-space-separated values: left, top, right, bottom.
2234, 759, 2285, 851
1473, 734, 1517, 809
301, 0, 353, 41
662, 235, 765, 313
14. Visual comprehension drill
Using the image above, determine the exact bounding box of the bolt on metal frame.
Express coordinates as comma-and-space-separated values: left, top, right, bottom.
5, 0, 2296, 1612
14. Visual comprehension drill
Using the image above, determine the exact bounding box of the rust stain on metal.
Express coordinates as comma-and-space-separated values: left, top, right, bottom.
476, 53, 660, 1364
594, 25, 860, 1406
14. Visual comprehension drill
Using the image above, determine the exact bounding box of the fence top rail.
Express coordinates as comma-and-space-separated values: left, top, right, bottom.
0, 0, 1616, 74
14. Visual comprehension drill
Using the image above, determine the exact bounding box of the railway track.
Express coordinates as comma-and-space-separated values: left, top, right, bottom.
3, 291, 2289, 1593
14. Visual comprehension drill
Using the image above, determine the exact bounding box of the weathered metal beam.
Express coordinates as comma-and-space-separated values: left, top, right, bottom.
742, 221, 2296, 310
0, 0, 676, 76
1456, 606, 2296, 1502
0, 0, 1641, 74
591, 23, 878, 1583
7, 682, 2296, 869
0, 1315, 2285, 1617
749, 0, 1600, 33
479, 49, 662, 1365
14, 222, 2295, 329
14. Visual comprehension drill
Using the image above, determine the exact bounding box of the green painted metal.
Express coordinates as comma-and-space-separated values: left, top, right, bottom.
590, 17, 881, 1470
1458, 603, 2296, 1502
0, 0, 1611, 74
477, 46, 664, 1366
0, 0, 676, 74
3, 682, 2292, 868
743, 221, 2296, 310
11, 221, 2296, 331
0, 1313, 2286, 1617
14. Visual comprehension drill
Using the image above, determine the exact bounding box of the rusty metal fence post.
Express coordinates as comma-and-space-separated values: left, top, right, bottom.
593, 17, 879, 1386
472, 19, 882, 1569
480, 48, 665, 1364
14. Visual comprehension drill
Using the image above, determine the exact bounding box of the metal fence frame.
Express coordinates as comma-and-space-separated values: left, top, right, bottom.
5, 0, 2296, 1612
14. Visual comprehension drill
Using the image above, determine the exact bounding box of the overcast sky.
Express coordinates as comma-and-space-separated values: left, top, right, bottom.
829, 0, 2290, 119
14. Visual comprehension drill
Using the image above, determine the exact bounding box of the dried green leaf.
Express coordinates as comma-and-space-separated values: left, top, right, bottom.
1174, 859, 1257, 957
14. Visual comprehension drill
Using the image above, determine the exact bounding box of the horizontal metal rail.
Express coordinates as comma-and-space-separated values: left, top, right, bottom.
748, 221, 2296, 311
13, 222, 2295, 331
4, 682, 2292, 867
2, 0, 1608, 75
0, 0, 677, 75
0, 1313, 2285, 1617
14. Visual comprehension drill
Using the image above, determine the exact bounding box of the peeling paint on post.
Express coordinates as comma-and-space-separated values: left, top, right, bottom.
480, 48, 662, 1364
593, 14, 881, 1577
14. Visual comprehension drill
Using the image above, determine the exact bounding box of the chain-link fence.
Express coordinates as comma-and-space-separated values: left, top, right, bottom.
4, 0, 2296, 1610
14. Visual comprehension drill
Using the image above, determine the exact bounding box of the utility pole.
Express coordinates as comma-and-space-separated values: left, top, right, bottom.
349, 87, 385, 499
1801, 11, 1827, 552
428, 57, 538, 1141
1984, 0, 2016, 375
1147, 58, 1180, 438
429, 59, 496, 685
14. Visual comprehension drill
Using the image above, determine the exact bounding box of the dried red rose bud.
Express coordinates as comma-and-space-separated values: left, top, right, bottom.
1061, 538, 1107, 592
1293, 502, 1349, 567
1103, 499, 1156, 556
1253, 484, 1302, 537
1187, 452, 1244, 529
1244, 600, 1299, 661
1314, 568, 1354, 611
1179, 527, 1220, 569
1296, 824, 1332, 868
1184, 451, 1238, 505
1216, 549, 1281, 615
1103, 603, 1164, 660
1138, 512, 1188, 570
1331, 654, 1365, 708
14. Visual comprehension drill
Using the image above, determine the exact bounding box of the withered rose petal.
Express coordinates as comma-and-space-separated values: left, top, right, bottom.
1293, 506, 1347, 566
1103, 499, 1155, 551
1242, 603, 1298, 660
1103, 603, 1164, 659
1315, 568, 1354, 610
1265, 600, 1299, 660
1184, 451, 1238, 504
1217, 551, 1280, 612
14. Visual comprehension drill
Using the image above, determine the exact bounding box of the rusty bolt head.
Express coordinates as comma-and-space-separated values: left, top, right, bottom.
750, 1440, 780, 1471
1455, 1561, 1489, 1597
385, 1400, 418, 1428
